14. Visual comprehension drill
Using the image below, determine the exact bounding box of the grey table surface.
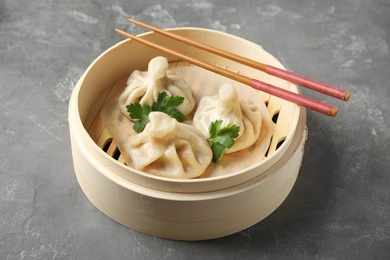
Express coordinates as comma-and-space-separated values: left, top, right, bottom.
1, 0, 389, 259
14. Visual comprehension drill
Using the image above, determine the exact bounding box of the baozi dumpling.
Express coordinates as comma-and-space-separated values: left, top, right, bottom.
193, 82, 262, 153
127, 112, 212, 179
118, 56, 195, 119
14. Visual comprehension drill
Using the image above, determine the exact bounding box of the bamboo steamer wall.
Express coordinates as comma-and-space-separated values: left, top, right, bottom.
68, 28, 307, 240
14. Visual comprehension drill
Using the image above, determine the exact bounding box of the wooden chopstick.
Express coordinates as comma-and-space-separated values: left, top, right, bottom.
128, 18, 350, 102
115, 28, 338, 117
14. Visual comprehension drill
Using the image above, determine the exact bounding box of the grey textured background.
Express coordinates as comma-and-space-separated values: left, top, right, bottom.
1, 0, 389, 259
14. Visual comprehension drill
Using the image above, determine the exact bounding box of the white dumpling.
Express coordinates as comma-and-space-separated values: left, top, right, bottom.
127, 112, 212, 179
118, 56, 195, 119
193, 82, 262, 153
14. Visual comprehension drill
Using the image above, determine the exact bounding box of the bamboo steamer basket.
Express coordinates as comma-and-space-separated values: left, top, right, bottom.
68, 28, 307, 241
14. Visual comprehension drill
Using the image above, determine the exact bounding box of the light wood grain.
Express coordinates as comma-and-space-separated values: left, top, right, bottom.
68, 28, 307, 240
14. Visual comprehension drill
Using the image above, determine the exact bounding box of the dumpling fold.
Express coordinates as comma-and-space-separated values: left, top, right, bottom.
127, 112, 212, 179
118, 56, 195, 119
193, 82, 262, 153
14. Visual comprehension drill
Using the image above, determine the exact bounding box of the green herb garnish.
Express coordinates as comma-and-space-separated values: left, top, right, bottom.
126, 92, 186, 133
208, 120, 240, 163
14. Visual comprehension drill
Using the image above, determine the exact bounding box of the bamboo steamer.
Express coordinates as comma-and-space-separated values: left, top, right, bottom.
68, 28, 307, 241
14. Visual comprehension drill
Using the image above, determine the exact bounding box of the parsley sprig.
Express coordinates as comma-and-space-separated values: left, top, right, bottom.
126, 92, 186, 133
208, 120, 240, 163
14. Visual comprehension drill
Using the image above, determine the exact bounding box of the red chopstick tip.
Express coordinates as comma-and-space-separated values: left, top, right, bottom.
330, 107, 338, 117
344, 91, 351, 101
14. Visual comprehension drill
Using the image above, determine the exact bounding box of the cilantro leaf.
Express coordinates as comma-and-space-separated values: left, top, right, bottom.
126, 92, 186, 133
151, 92, 187, 122
126, 102, 152, 133
208, 120, 240, 163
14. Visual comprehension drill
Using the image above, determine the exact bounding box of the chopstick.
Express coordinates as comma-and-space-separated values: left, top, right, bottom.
128, 18, 350, 102
115, 28, 338, 117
